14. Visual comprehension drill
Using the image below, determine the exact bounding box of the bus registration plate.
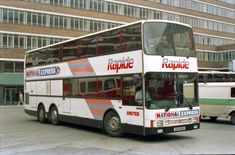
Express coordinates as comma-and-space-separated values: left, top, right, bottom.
174, 126, 186, 132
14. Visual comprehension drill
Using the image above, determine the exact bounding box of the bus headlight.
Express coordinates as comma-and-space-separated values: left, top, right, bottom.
188, 118, 193, 123
165, 120, 170, 125
156, 120, 163, 127
193, 116, 199, 123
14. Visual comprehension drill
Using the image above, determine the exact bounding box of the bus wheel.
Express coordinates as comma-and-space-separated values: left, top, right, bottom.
50, 106, 59, 125
37, 105, 47, 123
209, 116, 217, 121
231, 113, 235, 125
104, 111, 123, 137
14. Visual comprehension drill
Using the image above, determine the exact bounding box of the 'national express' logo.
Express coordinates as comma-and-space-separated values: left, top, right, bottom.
162, 58, 189, 70
26, 66, 61, 78
107, 57, 134, 73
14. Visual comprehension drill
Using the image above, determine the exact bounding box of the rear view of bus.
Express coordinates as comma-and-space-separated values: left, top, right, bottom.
24, 20, 199, 136
141, 21, 199, 135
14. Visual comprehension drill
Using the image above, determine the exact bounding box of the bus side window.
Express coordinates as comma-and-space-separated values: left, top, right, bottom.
230, 74, 235, 82
63, 79, 72, 96
78, 38, 89, 57
122, 74, 142, 106
206, 73, 214, 82
62, 41, 79, 61
26, 53, 34, 67
121, 24, 141, 52
231, 88, 235, 98
98, 76, 121, 98
79, 77, 97, 97
198, 74, 206, 83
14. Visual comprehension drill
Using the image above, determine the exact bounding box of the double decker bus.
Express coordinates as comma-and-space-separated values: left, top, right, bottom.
24, 20, 200, 136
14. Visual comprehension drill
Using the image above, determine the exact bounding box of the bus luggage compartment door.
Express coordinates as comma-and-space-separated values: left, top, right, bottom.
62, 98, 71, 113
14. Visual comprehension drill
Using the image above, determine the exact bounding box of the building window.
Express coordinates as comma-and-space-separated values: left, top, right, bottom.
15, 62, 24, 72
4, 62, 14, 72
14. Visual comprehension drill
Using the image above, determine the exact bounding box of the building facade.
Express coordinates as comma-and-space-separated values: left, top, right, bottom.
0, 0, 234, 104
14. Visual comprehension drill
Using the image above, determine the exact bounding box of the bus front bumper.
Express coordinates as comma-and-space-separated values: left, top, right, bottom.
144, 123, 200, 135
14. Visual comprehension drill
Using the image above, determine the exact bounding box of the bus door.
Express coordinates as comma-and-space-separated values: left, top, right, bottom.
122, 75, 144, 128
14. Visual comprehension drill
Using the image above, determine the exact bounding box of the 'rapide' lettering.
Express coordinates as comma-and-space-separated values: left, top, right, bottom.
162, 58, 189, 70
107, 57, 134, 73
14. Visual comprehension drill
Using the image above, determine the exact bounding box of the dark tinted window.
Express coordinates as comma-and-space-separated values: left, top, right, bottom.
78, 38, 89, 57
121, 24, 141, 52
206, 73, 214, 82
26, 53, 34, 67
44, 46, 60, 64
214, 74, 229, 82
62, 41, 79, 61
229, 74, 235, 82
199, 74, 206, 83
63, 76, 122, 99
63, 78, 79, 96
37, 51, 47, 65
25, 23, 142, 68
98, 76, 121, 98
79, 77, 97, 97
231, 88, 235, 97
86, 37, 97, 57
97, 29, 120, 54
122, 74, 142, 106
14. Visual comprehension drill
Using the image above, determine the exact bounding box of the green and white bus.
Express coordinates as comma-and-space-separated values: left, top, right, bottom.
199, 71, 235, 124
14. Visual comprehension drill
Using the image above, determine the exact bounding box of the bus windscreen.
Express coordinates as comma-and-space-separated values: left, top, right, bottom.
143, 22, 196, 57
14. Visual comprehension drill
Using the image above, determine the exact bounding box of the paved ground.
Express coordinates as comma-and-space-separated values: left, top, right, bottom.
0, 106, 234, 155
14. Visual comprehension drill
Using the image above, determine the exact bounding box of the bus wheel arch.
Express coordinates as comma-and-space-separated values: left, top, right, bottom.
49, 104, 60, 125
103, 109, 123, 137
37, 103, 47, 123
230, 111, 235, 125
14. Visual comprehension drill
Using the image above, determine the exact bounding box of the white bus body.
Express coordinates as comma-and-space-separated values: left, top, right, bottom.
199, 82, 235, 124
24, 20, 200, 136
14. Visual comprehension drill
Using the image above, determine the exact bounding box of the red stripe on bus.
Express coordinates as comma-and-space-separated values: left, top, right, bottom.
90, 109, 105, 116
70, 67, 94, 73
86, 99, 112, 105
68, 58, 88, 64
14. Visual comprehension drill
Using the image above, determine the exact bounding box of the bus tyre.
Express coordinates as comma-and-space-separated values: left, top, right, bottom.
104, 111, 123, 137
231, 113, 235, 125
37, 105, 47, 123
50, 106, 59, 125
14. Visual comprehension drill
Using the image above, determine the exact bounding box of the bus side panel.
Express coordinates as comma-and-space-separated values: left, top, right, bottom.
120, 105, 143, 126
25, 81, 37, 110
62, 99, 144, 132
199, 84, 232, 117
51, 80, 63, 96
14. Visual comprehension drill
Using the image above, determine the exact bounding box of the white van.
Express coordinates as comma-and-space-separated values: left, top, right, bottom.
199, 82, 235, 124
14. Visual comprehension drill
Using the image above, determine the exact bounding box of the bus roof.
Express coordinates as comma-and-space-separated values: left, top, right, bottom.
199, 71, 235, 74
199, 82, 235, 87
25, 19, 192, 54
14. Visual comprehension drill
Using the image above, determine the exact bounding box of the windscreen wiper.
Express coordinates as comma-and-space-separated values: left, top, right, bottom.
183, 95, 193, 110
176, 91, 193, 110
